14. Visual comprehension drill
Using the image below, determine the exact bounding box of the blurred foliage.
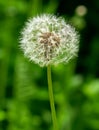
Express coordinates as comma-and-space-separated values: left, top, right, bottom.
0, 0, 99, 130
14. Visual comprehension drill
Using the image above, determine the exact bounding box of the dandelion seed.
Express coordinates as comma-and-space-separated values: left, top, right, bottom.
20, 14, 79, 67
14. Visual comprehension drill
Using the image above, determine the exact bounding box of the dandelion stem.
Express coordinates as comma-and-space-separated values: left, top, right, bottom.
47, 65, 59, 130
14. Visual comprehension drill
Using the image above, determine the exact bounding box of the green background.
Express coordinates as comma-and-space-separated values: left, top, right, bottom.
0, 0, 99, 130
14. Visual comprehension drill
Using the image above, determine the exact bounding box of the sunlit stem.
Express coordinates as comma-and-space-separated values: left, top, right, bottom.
47, 65, 59, 130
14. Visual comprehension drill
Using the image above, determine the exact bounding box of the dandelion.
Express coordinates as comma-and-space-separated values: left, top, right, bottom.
20, 14, 79, 130
20, 14, 79, 67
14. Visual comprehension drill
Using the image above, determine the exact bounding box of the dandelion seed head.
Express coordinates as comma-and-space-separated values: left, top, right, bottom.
20, 14, 79, 67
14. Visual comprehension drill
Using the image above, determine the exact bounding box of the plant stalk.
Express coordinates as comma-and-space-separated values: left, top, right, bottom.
47, 65, 59, 130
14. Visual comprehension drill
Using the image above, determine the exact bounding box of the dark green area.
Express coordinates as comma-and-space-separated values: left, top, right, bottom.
0, 0, 99, 130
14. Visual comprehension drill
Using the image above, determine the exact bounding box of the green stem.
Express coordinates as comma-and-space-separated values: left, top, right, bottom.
47, 65, 59, 130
